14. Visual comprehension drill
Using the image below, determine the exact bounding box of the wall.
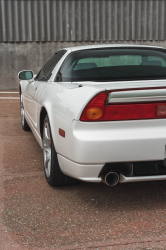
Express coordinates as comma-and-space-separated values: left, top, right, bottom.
1, 0, 166, 89
1, 0, 166, 42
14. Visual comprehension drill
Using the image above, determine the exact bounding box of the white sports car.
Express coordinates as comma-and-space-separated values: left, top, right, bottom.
18, 44, 166, 187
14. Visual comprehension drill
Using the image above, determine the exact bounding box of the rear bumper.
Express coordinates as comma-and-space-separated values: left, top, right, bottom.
57, 154, 102, 182
58, 119, 166, 183
69, 119, 166, 164
58, 154, 166, 183
120, 174, 166, 183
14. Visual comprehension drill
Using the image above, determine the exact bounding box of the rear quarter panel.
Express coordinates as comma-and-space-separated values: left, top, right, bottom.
38, 82, 104, 158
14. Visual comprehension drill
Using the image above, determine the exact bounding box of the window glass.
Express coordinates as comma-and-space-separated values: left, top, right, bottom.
36, 50, 66, 81
59, 48, 166, 82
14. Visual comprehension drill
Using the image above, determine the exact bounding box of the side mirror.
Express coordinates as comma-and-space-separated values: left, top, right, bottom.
18, 70, 34, 80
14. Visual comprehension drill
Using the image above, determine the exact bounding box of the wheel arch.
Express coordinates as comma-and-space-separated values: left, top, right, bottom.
40, 106, 48, 139
39, 104, 57, 152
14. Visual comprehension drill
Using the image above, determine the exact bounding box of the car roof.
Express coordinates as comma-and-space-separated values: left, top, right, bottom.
64, 44, 165, 52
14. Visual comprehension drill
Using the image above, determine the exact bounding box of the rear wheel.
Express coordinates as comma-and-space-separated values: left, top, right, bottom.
20, 92, 30, 131
42, 115, 77, 186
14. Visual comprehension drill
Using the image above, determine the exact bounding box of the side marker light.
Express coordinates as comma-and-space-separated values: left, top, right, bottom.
59, 128, 65, 138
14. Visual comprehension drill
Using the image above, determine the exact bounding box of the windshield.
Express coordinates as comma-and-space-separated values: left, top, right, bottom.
58, 48, 166, 82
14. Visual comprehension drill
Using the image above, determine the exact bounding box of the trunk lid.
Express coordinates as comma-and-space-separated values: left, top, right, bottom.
75, 79, 166, 91
75, 79, 166, 103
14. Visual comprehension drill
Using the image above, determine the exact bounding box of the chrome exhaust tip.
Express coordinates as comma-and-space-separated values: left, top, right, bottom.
102, 172, 119, 186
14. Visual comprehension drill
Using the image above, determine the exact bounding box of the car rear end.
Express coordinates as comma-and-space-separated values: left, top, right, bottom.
57, 45, 166, 185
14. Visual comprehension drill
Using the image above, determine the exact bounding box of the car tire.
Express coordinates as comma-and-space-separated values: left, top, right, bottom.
20, 91, 31, 131
42, 115, 77, 186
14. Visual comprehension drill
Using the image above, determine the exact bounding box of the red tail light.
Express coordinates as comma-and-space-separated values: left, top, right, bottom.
80, 91, 166, 121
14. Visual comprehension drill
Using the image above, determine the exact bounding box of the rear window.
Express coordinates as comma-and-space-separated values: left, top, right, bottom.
58, 48, 166, 82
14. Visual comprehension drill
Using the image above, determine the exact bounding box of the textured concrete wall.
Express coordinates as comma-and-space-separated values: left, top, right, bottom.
1, 41, 166, 90
1, 0, 166, 42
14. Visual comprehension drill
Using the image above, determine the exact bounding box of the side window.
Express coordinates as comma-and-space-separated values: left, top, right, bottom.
36, 50, 67, 81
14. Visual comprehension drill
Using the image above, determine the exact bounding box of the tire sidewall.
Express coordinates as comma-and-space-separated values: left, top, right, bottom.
20, 91, 30, 131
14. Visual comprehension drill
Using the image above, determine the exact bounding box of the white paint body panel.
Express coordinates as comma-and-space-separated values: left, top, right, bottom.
57, 154, 102, 182
119, 174, 166, 183
19, 44, 166, 183
70, 119, 166, 164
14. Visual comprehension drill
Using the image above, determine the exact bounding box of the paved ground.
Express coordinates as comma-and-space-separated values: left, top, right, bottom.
1, 92, 166, 249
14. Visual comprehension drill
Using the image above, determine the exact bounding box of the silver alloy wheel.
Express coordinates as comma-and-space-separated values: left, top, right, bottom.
20, 94, 25, 126
43, 122, 51, 177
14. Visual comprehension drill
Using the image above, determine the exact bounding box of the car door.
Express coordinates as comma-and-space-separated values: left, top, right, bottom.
24, 68, 44, 129
26, 80, 37, 126
23, 77, 38, 129
26, 50, 67, 130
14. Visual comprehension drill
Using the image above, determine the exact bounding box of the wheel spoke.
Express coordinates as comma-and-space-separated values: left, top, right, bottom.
45, 155, 50, 168
44, 150, 51, 177
46, 151, 51, 161
43, 120, 52, 178
43, 144, 50, 152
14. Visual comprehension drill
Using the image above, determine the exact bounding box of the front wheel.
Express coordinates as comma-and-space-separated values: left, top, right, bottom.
42, 115, 77, 186
20, 92, 30, 131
